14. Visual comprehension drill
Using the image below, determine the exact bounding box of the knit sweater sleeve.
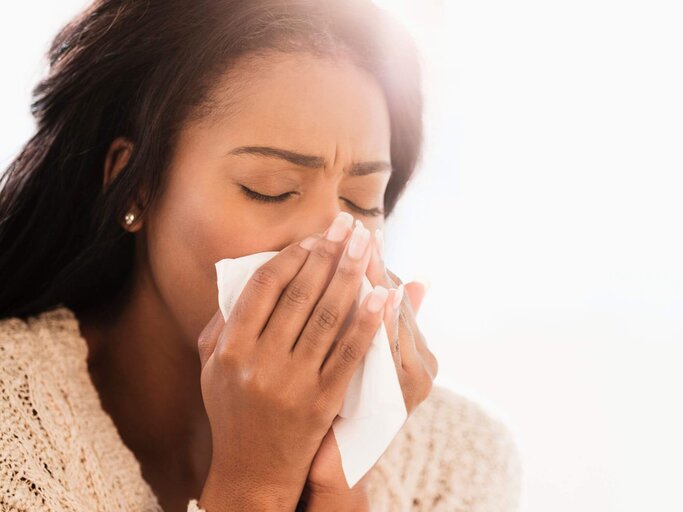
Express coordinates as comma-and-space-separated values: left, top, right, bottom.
365, 384, 523, 511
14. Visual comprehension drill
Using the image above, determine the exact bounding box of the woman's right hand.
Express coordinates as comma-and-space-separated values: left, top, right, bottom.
195, 212, 392, 511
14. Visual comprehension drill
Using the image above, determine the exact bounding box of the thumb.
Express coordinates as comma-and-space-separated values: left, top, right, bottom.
404, 280, 430, 315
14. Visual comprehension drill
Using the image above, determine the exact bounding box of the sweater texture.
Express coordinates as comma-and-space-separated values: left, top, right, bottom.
0, 306, 522, 511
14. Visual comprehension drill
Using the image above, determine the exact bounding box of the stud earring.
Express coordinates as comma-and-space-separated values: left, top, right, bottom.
124, 212, 135, 226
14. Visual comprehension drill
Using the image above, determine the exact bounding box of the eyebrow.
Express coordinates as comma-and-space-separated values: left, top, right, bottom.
226, 145, 393, 176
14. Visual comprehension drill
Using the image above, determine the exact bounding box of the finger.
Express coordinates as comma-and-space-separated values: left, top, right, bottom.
258, 212, 355, 353
393, 284, 437, 378
396, 302, 422, 371
197, 308, 225, 369
404, 281, 426, 315
364, 236, 425, 374
365, 229, 394, 289
383, 284, 404, 369
386, 270, 437, 378
292, 220, 373, 365
216, 235, 319, 356
319, 285, 390, 400
410, 323, 439, 379
365, 235, 405, 353
398, 282, 428, 350
399, 287, 438, 378
364, 240, 421, 372
385, 267, 404, 287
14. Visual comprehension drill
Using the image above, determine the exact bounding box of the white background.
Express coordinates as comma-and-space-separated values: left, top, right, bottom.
2, 1, 682, 511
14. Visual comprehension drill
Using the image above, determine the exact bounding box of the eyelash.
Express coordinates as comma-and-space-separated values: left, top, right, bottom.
240, 185, 384, 217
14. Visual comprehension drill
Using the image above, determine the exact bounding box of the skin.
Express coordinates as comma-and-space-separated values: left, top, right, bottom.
78, 51, 437, 511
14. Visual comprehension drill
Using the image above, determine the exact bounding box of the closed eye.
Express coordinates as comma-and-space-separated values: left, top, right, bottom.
239, 185, 384, 217
240, 185, 293, 203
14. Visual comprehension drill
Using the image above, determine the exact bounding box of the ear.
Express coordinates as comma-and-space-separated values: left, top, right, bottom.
103, 136, 134, 192
103, 137, 146, 232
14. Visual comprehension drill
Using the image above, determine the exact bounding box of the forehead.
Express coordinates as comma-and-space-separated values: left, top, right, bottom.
199, 51, 392, 160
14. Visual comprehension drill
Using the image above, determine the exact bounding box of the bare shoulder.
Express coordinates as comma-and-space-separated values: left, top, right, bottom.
368, 384, 523, 512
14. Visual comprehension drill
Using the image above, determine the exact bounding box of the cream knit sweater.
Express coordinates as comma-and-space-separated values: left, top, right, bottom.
0, 306, 522, 511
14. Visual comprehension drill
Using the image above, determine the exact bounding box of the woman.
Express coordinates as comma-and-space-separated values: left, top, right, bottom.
0, 0, 522, 510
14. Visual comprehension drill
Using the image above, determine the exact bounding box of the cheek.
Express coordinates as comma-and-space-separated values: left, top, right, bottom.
143, 179, 266, 344
151, 182, 260, 284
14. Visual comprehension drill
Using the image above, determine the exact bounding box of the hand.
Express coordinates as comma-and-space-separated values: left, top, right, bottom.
364, 229, 439, 410
306, 229, 439, 496
195, 212, 393, 511
301, 428, 372, 509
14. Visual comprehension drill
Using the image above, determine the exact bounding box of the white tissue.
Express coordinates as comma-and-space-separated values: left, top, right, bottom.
214, 251, 407, 488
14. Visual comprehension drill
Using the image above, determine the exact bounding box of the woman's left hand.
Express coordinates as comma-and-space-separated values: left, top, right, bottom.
304, 229, 439, 502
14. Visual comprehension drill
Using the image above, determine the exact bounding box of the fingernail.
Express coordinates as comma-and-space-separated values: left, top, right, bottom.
374, 228, 384, 260
347, 219, 370, 259
391, 283, 404, 310
325, 212, 354, 242
299, 235, 320, 250
366, 285, 389, 312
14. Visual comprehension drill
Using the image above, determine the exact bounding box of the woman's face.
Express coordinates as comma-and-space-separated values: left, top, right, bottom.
140, 52, 392, 347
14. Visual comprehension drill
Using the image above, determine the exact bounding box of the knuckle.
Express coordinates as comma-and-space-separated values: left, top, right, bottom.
310, 393, 333, 425
297, 330, 323, 352
314, 304, 340, 332
251, 265, 279, 289
229, 296, 250, 325
284, 281, 312, 307
215, 340, 239, 368
241, 366, 268, 394
335, 262, 360, 284
339, 339, 361, 364
312, 240, 337, 261
358, 307, 380, 331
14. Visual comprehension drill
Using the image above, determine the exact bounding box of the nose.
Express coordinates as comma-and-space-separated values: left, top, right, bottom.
296, 208, 357, 244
